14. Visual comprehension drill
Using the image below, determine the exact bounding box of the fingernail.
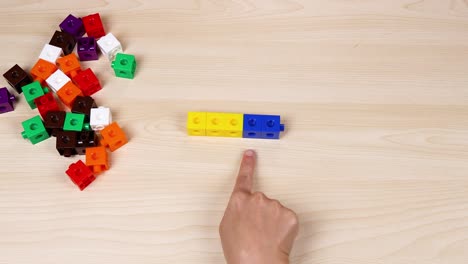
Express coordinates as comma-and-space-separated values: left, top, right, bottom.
245, 149, 255, 157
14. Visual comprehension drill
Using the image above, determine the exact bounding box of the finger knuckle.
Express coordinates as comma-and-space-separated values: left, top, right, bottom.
285, 209, 299, 225
271, 199, 283, 208
234, 191, 248, 201
252, 192, 266, 201
230, 192, 247, 207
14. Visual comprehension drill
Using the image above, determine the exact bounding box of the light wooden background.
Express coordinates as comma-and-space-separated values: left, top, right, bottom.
1, 1, 468, 263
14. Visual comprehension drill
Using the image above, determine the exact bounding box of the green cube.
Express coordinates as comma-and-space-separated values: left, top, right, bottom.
22, 81, 48, 109
64, 113, 85, 131
111, 53, 136, 79
21, 115, 50, 145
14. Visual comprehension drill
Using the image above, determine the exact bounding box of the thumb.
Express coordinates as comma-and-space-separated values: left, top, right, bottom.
233, 149, 256, 194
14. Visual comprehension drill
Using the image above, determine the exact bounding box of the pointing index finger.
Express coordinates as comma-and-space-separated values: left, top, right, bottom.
233, 149, 256, 194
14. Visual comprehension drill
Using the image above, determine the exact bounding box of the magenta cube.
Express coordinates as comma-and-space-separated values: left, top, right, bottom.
60, 14, 85, 39
77, 37, 99, 61
0, 87, 16, 114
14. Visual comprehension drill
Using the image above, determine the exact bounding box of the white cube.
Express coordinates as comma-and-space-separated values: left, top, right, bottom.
46, 69, 71, 93
97, 33, 123, 61
90, 107, 112, 131
39, 44, 63, 64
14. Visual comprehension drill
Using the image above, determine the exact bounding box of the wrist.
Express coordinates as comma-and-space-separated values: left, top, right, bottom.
279, 255, 290, 264
227, 260, 288, 264
231, 253, 289, 264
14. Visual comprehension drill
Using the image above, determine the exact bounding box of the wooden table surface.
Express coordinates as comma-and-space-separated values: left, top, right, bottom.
1, 1, 468, 263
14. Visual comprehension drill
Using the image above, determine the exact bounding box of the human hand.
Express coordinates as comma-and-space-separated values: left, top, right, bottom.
219, 150, 299, 264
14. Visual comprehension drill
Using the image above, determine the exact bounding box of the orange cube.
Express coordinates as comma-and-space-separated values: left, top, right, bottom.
57, 53, 81, 78
30, 59, 57, 85
56, 81, 83, 108
85, 146, 109, 174
100, 122, 128, 152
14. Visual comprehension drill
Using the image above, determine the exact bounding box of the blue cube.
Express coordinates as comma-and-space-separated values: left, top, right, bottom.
243, 114, 263, 139
260, 115, 285, 139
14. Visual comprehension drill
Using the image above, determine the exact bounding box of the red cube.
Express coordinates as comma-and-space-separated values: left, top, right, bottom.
72, 68, 102, 96
82, 13, 105, 39
66, 160, 96, 191
34, 93, 60, 119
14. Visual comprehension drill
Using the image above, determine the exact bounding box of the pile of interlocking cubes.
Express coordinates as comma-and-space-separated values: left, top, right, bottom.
0, 13, 135, 191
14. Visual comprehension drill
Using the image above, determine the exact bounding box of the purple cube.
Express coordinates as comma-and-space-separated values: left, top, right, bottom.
77, 37, 99, 61
59, 14, 85, 39
0, 87, 16, 114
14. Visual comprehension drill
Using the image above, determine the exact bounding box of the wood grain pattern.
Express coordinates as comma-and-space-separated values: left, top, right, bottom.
1, 1, 468, 263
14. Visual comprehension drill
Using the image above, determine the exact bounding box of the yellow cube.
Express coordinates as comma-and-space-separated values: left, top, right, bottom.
206, 112, 243, 137
206, 112, 225, 137
187, 112, 207, 136
222, 113, 243, 138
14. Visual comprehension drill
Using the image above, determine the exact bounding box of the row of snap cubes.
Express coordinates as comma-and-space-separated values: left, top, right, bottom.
187, 112, 285, 139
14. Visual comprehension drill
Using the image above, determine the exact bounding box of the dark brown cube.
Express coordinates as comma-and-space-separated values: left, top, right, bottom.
49, 30, 76, 55
71, 96, 96, 120
3, 64, 32, 94
44, 111, 66, 137
56, 131, 78, 157
75, 131, 98, 155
